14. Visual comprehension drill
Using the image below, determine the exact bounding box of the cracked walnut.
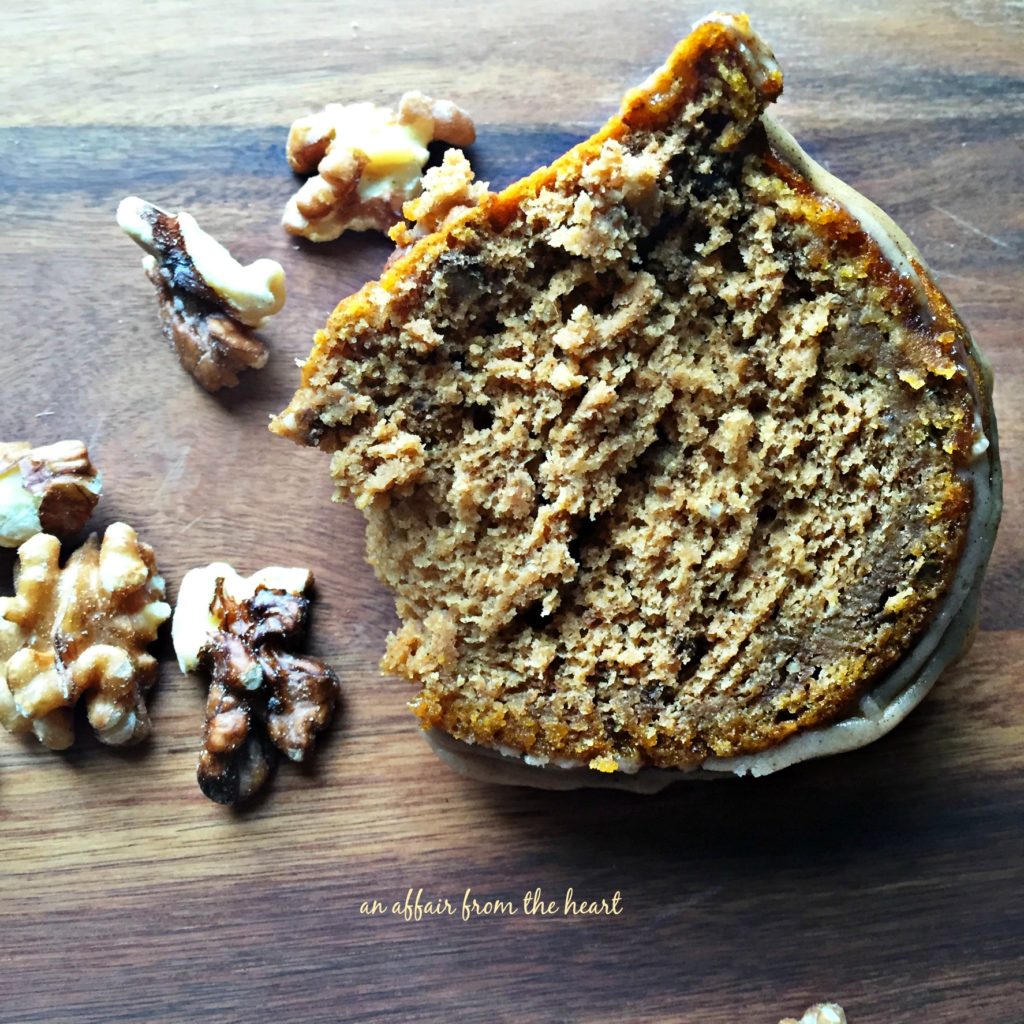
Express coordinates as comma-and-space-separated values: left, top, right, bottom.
117, 197, 286, 391
283, 90, 476, 241
0, 523, 170, 749
172, 563, 339, 804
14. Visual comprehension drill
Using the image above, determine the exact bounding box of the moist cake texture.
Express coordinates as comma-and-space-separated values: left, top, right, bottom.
274, 15, 1000, 780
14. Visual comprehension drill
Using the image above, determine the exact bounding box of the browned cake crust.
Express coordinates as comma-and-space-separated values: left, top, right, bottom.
273, 15, 1000, 781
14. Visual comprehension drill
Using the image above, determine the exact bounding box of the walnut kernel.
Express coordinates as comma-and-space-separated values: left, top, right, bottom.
0, 440, 102, 548
0, 524, 170, 749
118, 197, 286, 391
283, 91, 477, 241
172, 563, 339, 804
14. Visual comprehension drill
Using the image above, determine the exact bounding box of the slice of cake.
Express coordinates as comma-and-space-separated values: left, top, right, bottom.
272, 14, 1001, 788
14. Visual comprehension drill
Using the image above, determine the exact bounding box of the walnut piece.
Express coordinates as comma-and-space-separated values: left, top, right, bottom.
388, 148, 490, 252
0, 440, 102, 547
283, 90, 477, 241
172, 563, 339, 804
141, 257, 270, 391
117, 197, 286, 391
779, 1004, 848, 1024
0, 524, 170, 749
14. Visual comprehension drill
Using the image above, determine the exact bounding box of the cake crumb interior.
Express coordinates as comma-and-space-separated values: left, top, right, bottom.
295, 46, 974, 769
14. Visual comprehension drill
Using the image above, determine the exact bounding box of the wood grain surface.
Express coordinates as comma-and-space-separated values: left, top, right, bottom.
1, 2, 1021, 1022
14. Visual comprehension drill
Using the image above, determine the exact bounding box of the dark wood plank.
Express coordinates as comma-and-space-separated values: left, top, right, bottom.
1, 2, 1021, 1022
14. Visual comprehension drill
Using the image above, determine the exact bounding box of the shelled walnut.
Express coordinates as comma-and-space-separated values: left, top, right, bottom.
779, 1004, 848, 1024
0, 440, 102, 547
283, 90, 476, 241
117, 196, 286, 391
0, 523, 170, 749
172, 562, 339, 804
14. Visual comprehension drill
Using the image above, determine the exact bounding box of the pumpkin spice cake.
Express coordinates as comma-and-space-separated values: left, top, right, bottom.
273, 14, 1001, 788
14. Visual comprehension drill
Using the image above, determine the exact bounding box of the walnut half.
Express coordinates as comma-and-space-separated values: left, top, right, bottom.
0, 523, 170, 749
117, 197, 286, 391
141, 258, 270, 392
283, 91, 477, 241
172, 563, 339, 804
0, 440, 102, 547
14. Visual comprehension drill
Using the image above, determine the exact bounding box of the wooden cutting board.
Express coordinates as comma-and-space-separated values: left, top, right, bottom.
2, 2, 1021, 1021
